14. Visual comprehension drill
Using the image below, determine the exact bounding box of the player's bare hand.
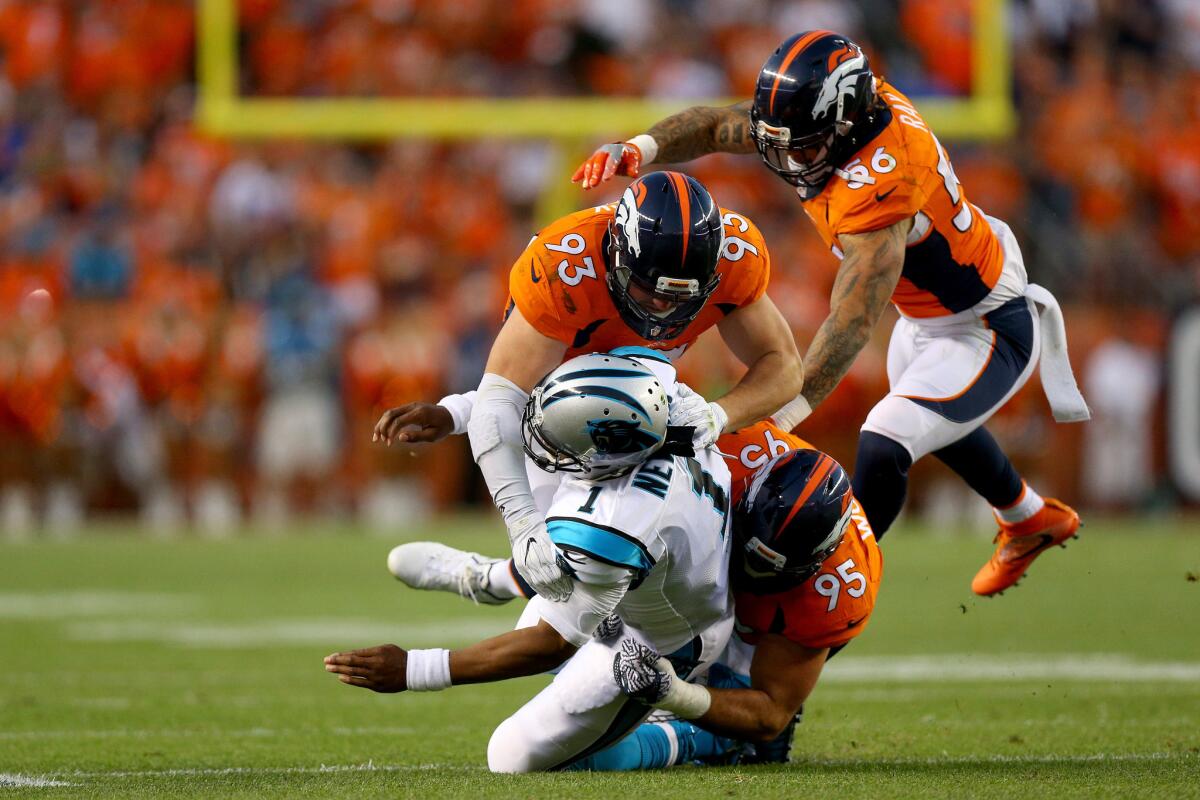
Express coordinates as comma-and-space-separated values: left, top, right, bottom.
373, 403, 453, 445
324, 644, 408, 693
571, 142, 642, 190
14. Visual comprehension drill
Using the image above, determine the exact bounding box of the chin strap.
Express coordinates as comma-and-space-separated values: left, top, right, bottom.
657, 426, 697, 458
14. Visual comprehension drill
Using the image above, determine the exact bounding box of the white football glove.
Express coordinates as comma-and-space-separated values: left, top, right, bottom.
507, 513, 573, 602
669, 382, 728, 451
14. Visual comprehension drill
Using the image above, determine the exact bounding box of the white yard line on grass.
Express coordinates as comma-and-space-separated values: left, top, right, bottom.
64, 618, 508, 648
35, 752, 1196, 781
0, 726, 416, 741
0, 591, 199, 619
822, 654, 1200, 683
0, 774, 74, 787
54, 763, 464, 779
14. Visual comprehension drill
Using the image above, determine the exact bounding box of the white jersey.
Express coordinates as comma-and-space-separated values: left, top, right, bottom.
525, 348, 734, 655
534, 447, 734, 654
488, 349, 734, 773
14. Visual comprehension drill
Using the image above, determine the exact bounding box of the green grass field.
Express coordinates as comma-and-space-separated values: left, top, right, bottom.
2, 515, 1198, 798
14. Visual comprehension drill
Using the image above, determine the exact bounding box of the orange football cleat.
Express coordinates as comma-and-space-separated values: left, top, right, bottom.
971, 498, 1081, 597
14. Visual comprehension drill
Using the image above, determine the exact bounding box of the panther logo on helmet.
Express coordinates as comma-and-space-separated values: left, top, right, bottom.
614, 186, 643, 258
586, 418, 659, 455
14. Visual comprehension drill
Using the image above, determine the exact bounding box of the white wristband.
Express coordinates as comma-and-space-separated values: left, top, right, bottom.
437, 391, 477, 436
771, 395, 812, 432
628, 134, 659, 166
653, 659, 712, 719
406, 648, 452, 692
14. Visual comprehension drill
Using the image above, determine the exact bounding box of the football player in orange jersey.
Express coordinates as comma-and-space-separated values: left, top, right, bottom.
574, 424, 880, 770
574, 31, 1090, 597
375, 171, 802, 602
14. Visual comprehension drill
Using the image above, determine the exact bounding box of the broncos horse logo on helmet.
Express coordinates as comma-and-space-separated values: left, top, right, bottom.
749, 31, 884, 198
607, 171, 725, 342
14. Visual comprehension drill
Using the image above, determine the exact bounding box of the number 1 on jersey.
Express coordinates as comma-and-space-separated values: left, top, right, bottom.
577, 485, 602, 514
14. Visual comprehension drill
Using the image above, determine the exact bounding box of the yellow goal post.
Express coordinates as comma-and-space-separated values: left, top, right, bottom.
196, 0, 1014, 219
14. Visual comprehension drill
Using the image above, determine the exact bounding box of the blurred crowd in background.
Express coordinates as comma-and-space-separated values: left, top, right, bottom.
1, 0, 1197, 535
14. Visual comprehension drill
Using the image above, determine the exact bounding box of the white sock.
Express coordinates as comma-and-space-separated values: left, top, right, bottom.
486, 560, 522, 599
994, 482, 1045, 524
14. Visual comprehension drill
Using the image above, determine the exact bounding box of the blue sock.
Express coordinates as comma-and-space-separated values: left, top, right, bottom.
569, 722, 678, 771
570, 720, 741, 771
670, 720, 737, 764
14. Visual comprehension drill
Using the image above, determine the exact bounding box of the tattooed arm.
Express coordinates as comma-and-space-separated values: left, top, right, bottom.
798, 221, 909, 410
573, 101, 754, 188
648, 101, 756, 163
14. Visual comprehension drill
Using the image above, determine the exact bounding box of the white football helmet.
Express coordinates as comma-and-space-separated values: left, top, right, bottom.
523, 353, 669, 480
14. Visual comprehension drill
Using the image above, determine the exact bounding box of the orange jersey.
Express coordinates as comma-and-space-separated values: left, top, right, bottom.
719, 421, 883, 651
800, 80, 1005, 319
506, 204, 770, 360
734, 497, 882, 650
718, 420, 815, 506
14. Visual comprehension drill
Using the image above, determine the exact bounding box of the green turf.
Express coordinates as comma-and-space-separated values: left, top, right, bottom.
1, 515, 1198, 798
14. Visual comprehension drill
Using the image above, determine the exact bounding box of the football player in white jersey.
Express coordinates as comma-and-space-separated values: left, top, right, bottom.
325, 353, 734, 773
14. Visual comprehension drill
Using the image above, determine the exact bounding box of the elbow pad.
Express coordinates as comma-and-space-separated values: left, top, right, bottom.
467, 374, 527, 461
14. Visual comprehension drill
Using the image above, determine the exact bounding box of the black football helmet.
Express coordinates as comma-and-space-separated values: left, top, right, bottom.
606, 171, 724, 341
732, 449, 854, 595
750, 31, 882, 197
